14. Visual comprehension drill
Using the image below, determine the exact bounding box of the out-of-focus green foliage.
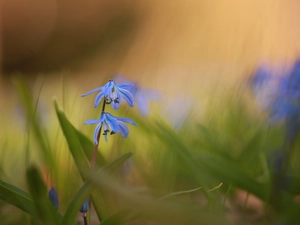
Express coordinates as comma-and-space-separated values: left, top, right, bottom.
1, 78, 300, 225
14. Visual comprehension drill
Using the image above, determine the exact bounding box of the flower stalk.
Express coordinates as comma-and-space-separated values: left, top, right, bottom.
82, 79, 137, 169
90, 98, 106, 169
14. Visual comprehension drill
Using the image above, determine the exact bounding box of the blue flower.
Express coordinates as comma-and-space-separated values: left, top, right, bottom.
84, 112, 138, 144
113, 75, 160, 116
250, 66, 280, 111
82, 80, 134, 110
80, 199, 89, 213
48, 187, 59, 210
251, 59, 300, 140
271, 61, 300, 121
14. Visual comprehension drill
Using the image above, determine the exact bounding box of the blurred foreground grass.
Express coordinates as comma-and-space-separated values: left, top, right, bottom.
1, 76, 300, 225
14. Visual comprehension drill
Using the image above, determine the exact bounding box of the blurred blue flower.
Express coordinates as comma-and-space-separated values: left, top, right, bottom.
79, 198, 89, 213
113, 74, 160, 116
84, 112, 137, 143
252, 61, 300, 118
250, 66, 280, 112
48, 187, 59, 210
82, 80, 134, 109
251, 59, 300, 140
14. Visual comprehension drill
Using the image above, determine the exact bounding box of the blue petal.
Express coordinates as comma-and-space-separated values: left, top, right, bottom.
81, 86, 103, 97
117, 117, 138, 126
137, 95, 149, 116
94, 123, 102, 145
102, 85, 111, 97
112, 101, 120, 110
84, 119, 100, 125
118, 83, 135, 93
112, 91, 120, 110
118, 88, 134, 107
143, 89, 161, 101
105, 113, 120, 132
94, 92, 105, 108
117, 121, 129, 137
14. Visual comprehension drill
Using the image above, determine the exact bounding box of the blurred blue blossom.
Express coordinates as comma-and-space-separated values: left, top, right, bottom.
81, 80, 134, 109
250, 66, 280, 113
48, 187, 59, 210
114, 74, 160, 116
128, 84, 160, 116
251, 59, 300, 140
79, 198, 89, 213
84, 112, 137, 143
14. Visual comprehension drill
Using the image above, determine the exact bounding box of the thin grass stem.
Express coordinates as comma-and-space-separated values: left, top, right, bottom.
222, 184, 232, 210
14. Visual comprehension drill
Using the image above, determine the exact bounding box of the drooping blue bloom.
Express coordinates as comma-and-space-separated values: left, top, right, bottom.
250, 66, 280, 112
80, 198, 89, 213
253, 60, 300, 202
251, 59, 300, 141
84, 112, 138, 144
113, 74, 160, 116
270, 61, 300, 122
81, 80, 134, 109
48, 187, 59, 210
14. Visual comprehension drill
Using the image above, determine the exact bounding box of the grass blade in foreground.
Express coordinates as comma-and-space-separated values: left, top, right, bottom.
14, 78, 55, 171
101, 186, 202, 225
86, 171, 228, 225
62, 152, 133, 225
0, 180, 38, 219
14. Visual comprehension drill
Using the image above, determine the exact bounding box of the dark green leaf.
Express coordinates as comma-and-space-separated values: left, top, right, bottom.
0, 180, 37, 219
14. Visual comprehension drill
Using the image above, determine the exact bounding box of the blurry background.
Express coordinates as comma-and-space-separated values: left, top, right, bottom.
1, 0, 300, 96
1, 1, 300, 224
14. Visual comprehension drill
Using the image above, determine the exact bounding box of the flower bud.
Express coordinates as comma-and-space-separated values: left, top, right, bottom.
80, 199, 89, 213
48, 187, 59, 210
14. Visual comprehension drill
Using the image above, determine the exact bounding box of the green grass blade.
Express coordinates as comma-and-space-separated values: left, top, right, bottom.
54, 100, 90, 177
14, 78, 54, 166
0, 180, 37, 219
158, 187, 202, 201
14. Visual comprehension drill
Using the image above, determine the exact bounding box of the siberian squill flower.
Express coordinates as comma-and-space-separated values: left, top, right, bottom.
84, 112, 137, 144
81, 80, 134, 110
250, 66, 281, 113
251, 59, 300, 140
252, 60, 300, 204
113, 74, 160, 116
